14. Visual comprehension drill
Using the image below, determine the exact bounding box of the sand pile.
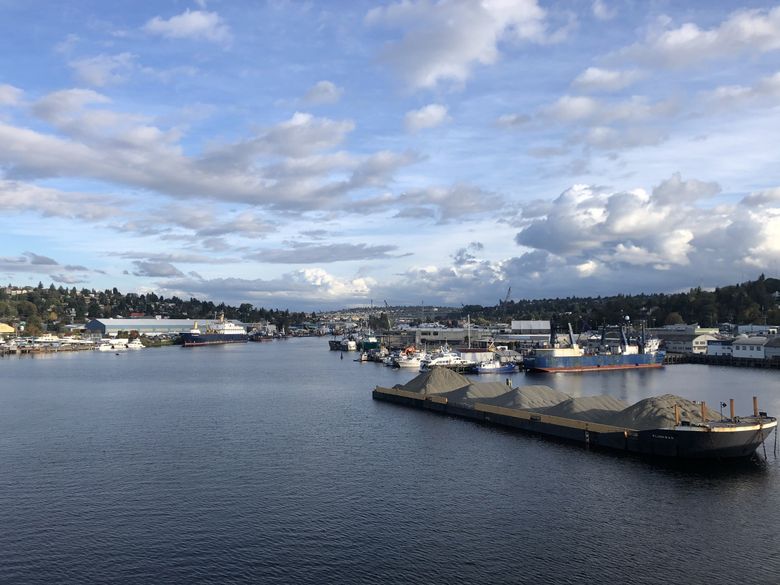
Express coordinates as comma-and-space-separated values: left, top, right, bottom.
393, 367, 471, 395
533, 395, 629, 425
606, 394, 720, 430
440, 381, 515, 403
481, 385, 571, 410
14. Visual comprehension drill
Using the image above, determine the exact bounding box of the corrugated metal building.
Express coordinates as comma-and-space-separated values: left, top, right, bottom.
85, 318, 197, 336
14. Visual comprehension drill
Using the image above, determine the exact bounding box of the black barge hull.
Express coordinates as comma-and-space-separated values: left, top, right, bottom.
373, 387, 777, 460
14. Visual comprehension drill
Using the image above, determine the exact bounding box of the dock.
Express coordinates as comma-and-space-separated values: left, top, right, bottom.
665, 354, 780, 369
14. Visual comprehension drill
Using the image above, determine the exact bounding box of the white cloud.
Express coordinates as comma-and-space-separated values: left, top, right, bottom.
0, 180, 123, 221
543, 94, 677, 125
304, 80, 343, 105
497, 113, 531, 127
404, 103, 449, 133
572, 67, 640, 92
143, 9, 232, 44
506, 175, 780, 294
0, 84, 23, 106
369, 183, 505, 223
704, 71, 780, 108
0, 88, 423, 219
157, 269, 377, 308
69, 53, 136, 86
592, 0, 615, 21
622, 7, 780, 68
366, 0, 556, 90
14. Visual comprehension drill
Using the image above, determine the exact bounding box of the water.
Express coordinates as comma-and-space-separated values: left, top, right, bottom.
1, 338, 779, 584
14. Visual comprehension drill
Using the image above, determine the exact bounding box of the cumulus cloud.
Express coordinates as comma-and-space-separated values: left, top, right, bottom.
572, 67, 640, 92
143, 9, 232, 44
504, 174, 780, 296
69, 53, 136, 86
404, 103, 449, 132
304, 80, 343, 104
0, 84, 23, 106
366, 0, 557, 90
622, 7, 780, 68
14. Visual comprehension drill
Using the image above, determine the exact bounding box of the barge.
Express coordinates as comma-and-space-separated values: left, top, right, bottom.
373, 369, 776, 460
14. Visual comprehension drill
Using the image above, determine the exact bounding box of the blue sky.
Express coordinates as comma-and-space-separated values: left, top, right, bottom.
1, 1, 779, 310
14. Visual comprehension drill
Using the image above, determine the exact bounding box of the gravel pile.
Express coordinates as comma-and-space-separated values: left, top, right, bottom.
393, 367, 471, 395
606, 394, 720, 430
533, 395, 629, 425
481, 385, 571, 410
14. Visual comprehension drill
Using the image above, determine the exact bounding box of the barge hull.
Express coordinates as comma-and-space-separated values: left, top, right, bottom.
372, 388, 776, 460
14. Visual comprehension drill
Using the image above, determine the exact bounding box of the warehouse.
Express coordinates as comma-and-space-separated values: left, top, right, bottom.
85, 318, 197, 337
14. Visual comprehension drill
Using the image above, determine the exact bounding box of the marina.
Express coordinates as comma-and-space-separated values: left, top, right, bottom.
1, 337, 780, 584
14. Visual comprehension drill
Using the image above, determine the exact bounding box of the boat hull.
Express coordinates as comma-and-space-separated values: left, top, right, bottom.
181, 333, 248, 347
524, 351, 665, 373
476, 363, 518, 374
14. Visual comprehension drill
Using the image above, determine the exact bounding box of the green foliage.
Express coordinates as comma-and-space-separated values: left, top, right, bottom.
452, 276, 780, 330
0, 284, 313, 332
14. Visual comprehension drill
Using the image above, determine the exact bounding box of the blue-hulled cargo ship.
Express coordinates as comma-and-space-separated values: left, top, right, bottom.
523, 323, 664, 373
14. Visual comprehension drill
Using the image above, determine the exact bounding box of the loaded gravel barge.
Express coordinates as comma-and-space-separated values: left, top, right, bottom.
373, 368, 777, 460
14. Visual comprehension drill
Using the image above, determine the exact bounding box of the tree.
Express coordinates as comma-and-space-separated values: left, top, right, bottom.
663, 312, 684, 325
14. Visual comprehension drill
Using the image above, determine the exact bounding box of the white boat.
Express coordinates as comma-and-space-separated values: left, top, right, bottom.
97, 340, 128, 352
419, 346, 474, 371
392, 346, 427, 369
340, 337, 358, 351
127, 339, 144, 350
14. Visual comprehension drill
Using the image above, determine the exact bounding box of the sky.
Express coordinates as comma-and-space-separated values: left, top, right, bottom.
1, 0, 779, 311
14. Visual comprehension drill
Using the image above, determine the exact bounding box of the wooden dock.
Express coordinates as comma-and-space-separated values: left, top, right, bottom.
665, 353, 780, 369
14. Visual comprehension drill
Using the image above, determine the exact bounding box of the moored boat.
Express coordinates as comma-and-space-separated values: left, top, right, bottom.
475, 360, 518, 374
181, 315, 248, 347
524, 323, 664, 373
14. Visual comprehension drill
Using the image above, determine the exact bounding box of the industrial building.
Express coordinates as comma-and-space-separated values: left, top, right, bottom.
85, 318, 197, 337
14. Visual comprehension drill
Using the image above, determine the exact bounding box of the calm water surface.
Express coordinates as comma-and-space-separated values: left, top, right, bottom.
1, 338, 779, 584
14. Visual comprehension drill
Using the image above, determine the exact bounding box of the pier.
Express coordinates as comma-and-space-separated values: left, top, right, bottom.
665, 353, 780, 369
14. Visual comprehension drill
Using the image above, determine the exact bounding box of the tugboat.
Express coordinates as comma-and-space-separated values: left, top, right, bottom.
180, 314, 248, 347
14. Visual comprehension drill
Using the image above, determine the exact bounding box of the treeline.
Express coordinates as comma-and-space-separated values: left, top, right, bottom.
460, 275, 780, 330
0, 283, 313, 335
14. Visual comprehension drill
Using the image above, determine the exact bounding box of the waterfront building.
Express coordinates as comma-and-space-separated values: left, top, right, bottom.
764, 337, 780, 360
707, 339, 733, 356
658, 332, 718, 354
85, 318, 197, 337
0, 323, 14, 338
731, 336, 768, 359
